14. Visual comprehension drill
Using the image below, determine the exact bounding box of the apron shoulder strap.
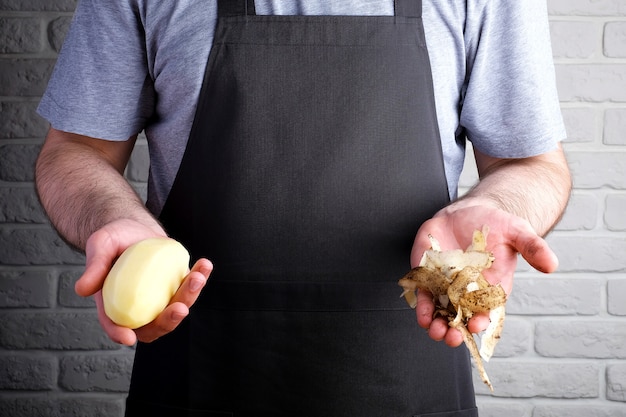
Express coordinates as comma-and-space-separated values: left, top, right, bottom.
218, 0, 256, 18
218, 1, 421, 19
394, 0, 422, 18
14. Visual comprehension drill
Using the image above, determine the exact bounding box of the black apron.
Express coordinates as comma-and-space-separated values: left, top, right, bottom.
126, 1, 478, 415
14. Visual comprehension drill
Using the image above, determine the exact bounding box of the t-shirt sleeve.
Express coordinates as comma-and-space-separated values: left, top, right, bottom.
37, 0, 154, 141
461, 0, 567, 158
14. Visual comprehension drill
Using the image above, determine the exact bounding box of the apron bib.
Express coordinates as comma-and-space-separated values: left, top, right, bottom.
126, 1, 477, 415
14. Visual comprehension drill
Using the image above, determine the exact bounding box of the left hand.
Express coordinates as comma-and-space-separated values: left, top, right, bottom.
411, 200, 559, 347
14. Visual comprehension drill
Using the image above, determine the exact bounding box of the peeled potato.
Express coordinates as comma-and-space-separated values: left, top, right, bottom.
102, 237, 190, 329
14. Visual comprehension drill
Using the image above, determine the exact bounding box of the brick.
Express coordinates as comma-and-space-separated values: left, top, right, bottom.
605, 22, 626, 57
607, 363, 626, 402
556, 64, 626, 102
566, 150, 626, 189
0, 311, 119, 350
0, 59, 56, 97
608, 279, 626, 315
0, 144, 39, 182
0, 226, 85, 265
0, 270, 54, 308
0, 355, 56, 390
59, 269, 95, 308
48, 16, 72, 53
0, 186, 49, 223
534, 405, 626, 417
550, 21, 599, 59
548, 234, 626, 272
507, 276, 601, 315
0, 0, 77, 11
473, 360, 599, 398
0, 101, 49, 139
0, 17, 42, 54
126, 142, 149, 183
535, 321, 626, 359
561, 107, 598, 143
605, 194, 626, 231
555, 192, 598, 231
0, 396, 125, 417
604, 108, 626, 145
548, 0, 626, 16
59, 353, 133, 392
475, 400, 529, 417
491, 317, 531, 358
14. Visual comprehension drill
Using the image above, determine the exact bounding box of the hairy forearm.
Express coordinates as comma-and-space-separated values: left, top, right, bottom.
444, 145, 572, 237
35, 131, 163, 251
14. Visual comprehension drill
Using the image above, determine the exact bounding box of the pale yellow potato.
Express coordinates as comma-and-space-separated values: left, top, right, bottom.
102, 237, 190, 329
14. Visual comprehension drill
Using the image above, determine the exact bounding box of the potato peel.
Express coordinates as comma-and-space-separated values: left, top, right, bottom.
398, 226, 506, 391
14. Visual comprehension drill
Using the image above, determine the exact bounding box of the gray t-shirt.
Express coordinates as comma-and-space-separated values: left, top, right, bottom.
38, 0, 566, 215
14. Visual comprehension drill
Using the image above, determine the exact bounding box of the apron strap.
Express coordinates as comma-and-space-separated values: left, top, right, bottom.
218, 0, 256, 18
218, 0, 421, 18
395, 0, 422, 18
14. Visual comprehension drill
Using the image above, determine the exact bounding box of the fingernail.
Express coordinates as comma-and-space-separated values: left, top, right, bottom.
189, 277, 204, 292
171, 310, 188, 321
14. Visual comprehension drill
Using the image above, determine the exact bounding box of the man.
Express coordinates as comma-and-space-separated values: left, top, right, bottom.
35, 0, 571, 415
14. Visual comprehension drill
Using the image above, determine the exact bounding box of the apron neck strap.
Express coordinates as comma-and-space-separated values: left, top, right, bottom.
218, 1, 421, 18
218, 0, 256, 18
395, 0, 422, 18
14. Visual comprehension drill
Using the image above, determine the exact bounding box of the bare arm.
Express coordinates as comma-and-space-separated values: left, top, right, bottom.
450, 143, 572, 237
412, 144, 571, 346
35, 128, 212, 345
35, 127, 164, 250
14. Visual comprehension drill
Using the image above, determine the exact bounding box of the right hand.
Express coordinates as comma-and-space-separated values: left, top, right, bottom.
75, 218, 213, 346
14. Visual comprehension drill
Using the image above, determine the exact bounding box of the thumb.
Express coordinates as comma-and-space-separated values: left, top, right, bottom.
75, 230, 119, 297
75, 254, 113, 297
511, 222, 559, 274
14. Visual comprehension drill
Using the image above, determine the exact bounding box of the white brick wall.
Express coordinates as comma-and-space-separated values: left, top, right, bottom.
0, 1, 624, 416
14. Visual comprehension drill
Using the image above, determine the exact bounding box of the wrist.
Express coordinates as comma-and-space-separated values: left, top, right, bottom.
435, 195, 503, 219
